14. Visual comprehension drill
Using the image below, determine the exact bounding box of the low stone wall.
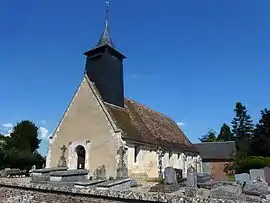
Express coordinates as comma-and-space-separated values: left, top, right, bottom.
0, 178, 259, 203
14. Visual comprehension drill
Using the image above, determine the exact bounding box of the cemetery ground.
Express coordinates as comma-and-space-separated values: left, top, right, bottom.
1, 166, 270, 203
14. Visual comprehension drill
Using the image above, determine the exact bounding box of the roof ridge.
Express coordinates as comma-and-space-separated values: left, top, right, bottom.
194, 141, 235, 144
104, 102, 125, 111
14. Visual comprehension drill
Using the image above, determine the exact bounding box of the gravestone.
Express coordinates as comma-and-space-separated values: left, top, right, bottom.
250, 169, 265, 181
175, 168, 183, 183
235, 173, 251, 184
264, 167, 270, 186
94, 165, 106, 180
164, 167, 177, 185
57, 145, 67, 167
29, 165, 36, 174
187, 166, 197, 187
129, 178, 137, 187
185, 165, 198, 197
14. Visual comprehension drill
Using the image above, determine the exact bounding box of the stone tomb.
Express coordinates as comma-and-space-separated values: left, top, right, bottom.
31, 167, 68, 182
49, 169, 88, 182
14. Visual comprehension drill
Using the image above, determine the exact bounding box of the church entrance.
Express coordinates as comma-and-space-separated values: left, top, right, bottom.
76, 145, 86, 169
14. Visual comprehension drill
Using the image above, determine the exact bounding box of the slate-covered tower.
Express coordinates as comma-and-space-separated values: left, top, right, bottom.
84, 4, 126, 108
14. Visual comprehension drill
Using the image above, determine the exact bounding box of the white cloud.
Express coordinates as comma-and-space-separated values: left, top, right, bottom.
2, 123, 13, 128
39, 127, 50, 139
177, 121, 185, 126
40, 120, 46, 125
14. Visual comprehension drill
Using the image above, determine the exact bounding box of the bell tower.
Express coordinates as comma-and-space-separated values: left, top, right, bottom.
84, 0, 126, 108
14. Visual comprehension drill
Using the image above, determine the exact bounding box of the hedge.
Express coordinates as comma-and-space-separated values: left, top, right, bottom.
237, 156, 270, 173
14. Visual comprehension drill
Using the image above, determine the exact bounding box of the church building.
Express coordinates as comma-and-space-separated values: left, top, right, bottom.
46, 6, 202, 180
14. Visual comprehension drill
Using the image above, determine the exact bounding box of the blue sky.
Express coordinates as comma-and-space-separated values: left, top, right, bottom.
0, 0, 269, 155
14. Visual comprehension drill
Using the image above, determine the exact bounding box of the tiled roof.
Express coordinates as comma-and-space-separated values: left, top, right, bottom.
105, 99, 198, 153
194, 141, 236, 160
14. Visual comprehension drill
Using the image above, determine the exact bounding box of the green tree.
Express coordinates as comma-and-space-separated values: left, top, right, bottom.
199, 129, 217, 142
231, 102, 254, 158
6, 120, 41, 152
217, 123, 234, 141
251, 109, 270, 156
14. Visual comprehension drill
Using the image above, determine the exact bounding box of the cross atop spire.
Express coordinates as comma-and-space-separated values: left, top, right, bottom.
96, 0, 114, 48
106, 0, 110, 22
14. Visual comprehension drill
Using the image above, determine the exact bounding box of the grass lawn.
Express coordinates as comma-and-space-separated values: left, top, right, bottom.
228, 174, 235, 181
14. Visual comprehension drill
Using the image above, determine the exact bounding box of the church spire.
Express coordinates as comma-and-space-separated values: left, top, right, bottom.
96, 0, 114, 48
84, 0, 126, 108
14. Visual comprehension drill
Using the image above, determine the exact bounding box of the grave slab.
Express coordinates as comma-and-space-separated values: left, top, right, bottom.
97, 178, 131, 190
49, 169, 88, 182
210, 184, 242, 199
74, 180, 106, 188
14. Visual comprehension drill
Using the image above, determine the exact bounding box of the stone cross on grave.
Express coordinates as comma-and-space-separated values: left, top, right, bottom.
57, 145, 67, 167
61, 145, 67, 157
116, 146, 128, 179
156, 147, 165, 179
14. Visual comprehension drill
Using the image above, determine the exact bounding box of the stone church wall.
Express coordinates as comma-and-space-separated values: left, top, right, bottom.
127, 144, 202, 180
48, 76, 124, 178
202, 161, 231, 181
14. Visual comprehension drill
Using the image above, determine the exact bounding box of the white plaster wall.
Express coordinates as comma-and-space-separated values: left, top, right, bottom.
170, 153, 179, 169
127, 145, 158, 178
45, 138, 53, 168
162, 152, 170, 168
179, 153, 186, 178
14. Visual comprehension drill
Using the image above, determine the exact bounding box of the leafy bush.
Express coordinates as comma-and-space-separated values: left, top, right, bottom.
236, 156, 270, 173
1, 148, 45, 171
